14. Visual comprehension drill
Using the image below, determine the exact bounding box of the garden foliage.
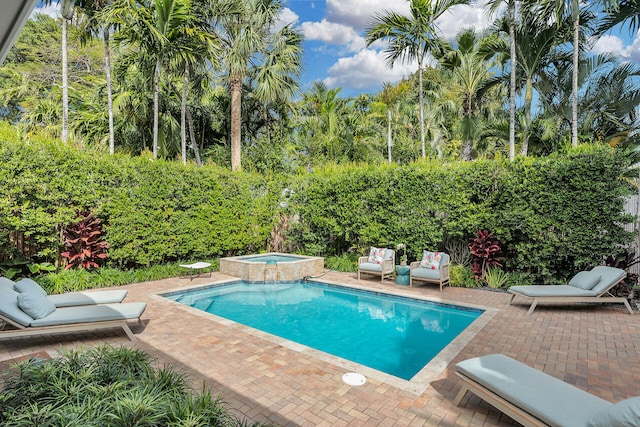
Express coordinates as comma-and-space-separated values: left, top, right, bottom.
0, 345, 262, 426
287, 146, 637, 283
0, 123, 281, 268
0, 123, 635, 284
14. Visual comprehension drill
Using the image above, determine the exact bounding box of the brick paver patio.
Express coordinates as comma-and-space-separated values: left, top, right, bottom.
2, 270, 640, 426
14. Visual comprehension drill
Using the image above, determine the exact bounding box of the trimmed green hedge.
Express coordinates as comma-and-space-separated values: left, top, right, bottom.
288, 146, 636, 283
0, 123, 282, 267
0, 121, 635, 284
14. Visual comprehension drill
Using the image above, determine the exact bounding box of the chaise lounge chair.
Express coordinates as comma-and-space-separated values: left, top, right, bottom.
507, 266, 632, 315
0, 277, 128, 307
454, 354, 640, 427
0, 282, 146, 342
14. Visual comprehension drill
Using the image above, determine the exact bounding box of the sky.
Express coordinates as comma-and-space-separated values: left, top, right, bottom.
33, 0, 640, 97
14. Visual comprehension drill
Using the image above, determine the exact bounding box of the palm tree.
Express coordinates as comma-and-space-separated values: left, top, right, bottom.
378, 81, 410, 162
61, 0, 73, 143
105, 0, 190, 159
214, 0, 301, 171
535, 0, 595, 148
487, 0, 517, 161
365, 0, 470, 160
251, 24, 303, 147
77, 0, 116, 154
437, 29, 497, 160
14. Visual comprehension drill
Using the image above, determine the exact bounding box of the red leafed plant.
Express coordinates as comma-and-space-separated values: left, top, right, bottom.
61, 211, 109, 270
469, 229, 502, 280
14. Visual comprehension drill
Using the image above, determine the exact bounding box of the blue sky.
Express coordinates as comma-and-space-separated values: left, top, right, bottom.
34, 0, 640, 97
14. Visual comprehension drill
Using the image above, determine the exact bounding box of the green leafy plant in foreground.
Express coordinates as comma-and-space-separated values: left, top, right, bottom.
0, 346, 264, 427
483, 266, 509, 289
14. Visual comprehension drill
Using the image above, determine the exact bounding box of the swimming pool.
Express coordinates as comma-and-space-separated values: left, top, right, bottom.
164, 281, 483, 381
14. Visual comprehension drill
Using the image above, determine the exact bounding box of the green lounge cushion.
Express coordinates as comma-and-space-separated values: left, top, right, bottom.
456, 354, 610, 427
0, 285, 35, 326
411, 267, 441, 281
0, 277, 16, 290
589, 266, 626, 295
14, 278, 47, 295
588, 396, 640, 427
17, 292, 56, 319
569, 271, 601, 290
47, 290, 128, 307
359, 262, 383, 272
509, 284, 598, 297
30, 302, 147, 327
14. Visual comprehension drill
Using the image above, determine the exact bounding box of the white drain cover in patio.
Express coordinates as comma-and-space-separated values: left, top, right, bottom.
342, 372, 366, 386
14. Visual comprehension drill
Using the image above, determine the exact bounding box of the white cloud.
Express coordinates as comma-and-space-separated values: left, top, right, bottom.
301, 19, 365, 52
591, 32, 640, 63
326, 0, 409, 31
323, 49, 417, 90
435, 2, 494, 40
592, 35, 627, 56
32, 3, 59, 18
276, 7, 299, 31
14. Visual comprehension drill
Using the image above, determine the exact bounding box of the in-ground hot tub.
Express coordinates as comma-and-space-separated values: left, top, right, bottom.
219, 253, 325, 282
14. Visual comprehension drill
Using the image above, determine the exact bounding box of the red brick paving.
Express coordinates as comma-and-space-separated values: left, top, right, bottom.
2, 271, 640, 426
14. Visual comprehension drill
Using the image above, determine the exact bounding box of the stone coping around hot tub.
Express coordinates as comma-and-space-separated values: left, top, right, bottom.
219, 253, 325, 282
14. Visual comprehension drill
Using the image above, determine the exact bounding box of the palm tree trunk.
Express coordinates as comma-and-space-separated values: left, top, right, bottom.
509, 0, 516, 161
181, 64, 188, 166
153, 58, 160, 159
572, 12, 579, 147
418, 64, 426, 159
187, 109, 202, 166
387, 107, 392, 163
61, 17, 69, 143
522, 78, 533, 156
230, 74, 242, 171
104, 28, 115, 155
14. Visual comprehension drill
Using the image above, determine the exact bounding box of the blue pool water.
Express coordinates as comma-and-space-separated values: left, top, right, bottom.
165, 281, 482, 380
239, 254, 305, 263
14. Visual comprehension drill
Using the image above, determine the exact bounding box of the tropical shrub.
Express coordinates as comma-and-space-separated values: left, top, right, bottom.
469, 229, 502, 280
483, 266, 509, 289
61, 211, 109, 269
449, 264, 478, 288
0, 346, 263, 426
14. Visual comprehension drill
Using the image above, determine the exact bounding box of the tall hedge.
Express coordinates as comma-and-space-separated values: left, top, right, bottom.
0, 124, 281, 267
0, 122, 635, 283
288, 146, 636, 283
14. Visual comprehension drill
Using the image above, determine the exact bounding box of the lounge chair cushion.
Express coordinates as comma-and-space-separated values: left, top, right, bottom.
456, 354, 610, 426
568, 271, 601, 290
14, 278, 47, 295
0, 277, 16, 290
30, 302, 147, 327
420, 251, 442, 269
587, 396, 640, 427
589, 266, 627, 295
17, 292, 56, 319
359, 262, 383, 273
509, 284, 598, 297
47, 290, 129, 307
411, 267, 442, 281
0, 285, 35, 326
